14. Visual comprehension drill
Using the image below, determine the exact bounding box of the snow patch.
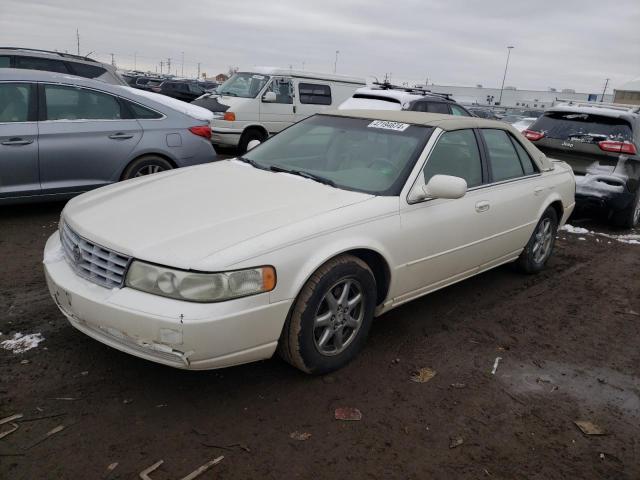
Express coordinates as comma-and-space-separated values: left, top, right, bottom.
1, 333, 44, 353
560, 224, 640, 245
119, 87, 214, 122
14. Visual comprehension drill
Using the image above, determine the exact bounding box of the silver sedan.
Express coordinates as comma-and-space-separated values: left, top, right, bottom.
0, 69, 216, 204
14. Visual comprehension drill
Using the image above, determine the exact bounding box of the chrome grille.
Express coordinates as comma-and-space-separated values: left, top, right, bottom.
60, 222, 131, 289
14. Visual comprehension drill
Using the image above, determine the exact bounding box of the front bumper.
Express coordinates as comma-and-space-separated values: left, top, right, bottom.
575, 174, 635, 212
43, 233, 292, 370
211, 125, 243, 147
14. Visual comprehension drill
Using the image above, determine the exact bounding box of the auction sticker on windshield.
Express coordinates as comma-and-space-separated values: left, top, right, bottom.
367, 120, 410, 132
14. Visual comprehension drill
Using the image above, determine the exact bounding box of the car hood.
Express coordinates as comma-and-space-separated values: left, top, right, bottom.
63, 161, 373, 270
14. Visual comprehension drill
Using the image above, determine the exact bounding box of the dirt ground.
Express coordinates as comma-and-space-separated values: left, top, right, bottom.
1, 200, 639, 480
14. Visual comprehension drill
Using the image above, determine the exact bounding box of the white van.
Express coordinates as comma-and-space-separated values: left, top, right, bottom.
193, 67, 365, 152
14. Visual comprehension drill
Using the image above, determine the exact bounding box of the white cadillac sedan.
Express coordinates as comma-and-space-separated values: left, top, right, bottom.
44, 111, 576, 374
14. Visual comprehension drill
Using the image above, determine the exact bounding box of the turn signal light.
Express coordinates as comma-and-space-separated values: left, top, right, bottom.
523, 129, 544, 141
598, 141, 637, 155
188, 125, 212, 139
223, 112, 236, 121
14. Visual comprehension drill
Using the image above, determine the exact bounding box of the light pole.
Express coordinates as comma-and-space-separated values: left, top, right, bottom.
498, 46, 514, 106
334, 50, 339, 73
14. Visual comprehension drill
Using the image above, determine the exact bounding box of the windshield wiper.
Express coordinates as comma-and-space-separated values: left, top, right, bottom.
269, 165, 336, 187
236, 156, 267, 170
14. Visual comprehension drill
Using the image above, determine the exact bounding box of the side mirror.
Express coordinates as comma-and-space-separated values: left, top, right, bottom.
262, 91, 276, 103
247, 139, 261, 151
422, 175, 467, 199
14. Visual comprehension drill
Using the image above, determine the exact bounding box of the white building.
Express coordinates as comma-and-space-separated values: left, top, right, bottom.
422, 84, 613, 108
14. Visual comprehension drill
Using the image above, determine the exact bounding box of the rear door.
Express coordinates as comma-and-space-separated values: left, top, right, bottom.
0, 82, 40, 199
37, 83, 142, 195
295, 81, 333, 121
528, 112, 634, 175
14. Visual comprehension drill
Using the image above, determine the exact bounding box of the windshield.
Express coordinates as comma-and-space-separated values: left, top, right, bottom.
217, 72, 270, 98
532, 112, 633, 142
242, 115, 430, 195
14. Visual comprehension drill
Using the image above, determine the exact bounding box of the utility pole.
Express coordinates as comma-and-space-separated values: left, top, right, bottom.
167, 58, 171, 76
498, 45, 514, 106
302, 61, 305, 71
181, 51, 184, 77
160, 60, 164, 74
76, 29, 80, 55
110, 53, 116, 67
197, 62, 201, 79
134, 52, 137, 70
334, 50, 339, 73
601, 78, 610, 102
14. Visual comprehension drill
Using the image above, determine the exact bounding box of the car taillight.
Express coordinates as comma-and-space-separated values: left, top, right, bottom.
223, 112, 236, 121
523, 129, 544, 141
598, 140, 637, 155
189, 125, 212, 140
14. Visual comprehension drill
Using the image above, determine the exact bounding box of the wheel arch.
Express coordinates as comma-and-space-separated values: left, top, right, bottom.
119, 152, 178, 181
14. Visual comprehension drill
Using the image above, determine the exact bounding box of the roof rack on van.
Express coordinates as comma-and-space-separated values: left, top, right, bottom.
371, 81, 453, 100
554, 98, 640, 114
0, 47, 98, 63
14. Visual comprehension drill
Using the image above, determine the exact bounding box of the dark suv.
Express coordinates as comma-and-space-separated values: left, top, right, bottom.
524, 103, 640, 228
151, 80, 205, 102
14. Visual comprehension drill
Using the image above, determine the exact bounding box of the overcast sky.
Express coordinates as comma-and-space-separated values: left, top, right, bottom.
1, 0, 638, 93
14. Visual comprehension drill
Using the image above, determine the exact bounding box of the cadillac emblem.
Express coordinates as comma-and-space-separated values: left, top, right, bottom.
72, 245, 82, 264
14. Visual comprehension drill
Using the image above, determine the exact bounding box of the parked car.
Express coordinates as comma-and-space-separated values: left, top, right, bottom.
339, 83, 473, 116
198, 81, 219, 93
151, 80, 206, 102
0, 47, 125, 85
524, 102, 640, 227
468, 107, 499, 120
133, 77, 164, 91
511, 117, 537, 132
0, 69, 216, 204
192, 67, 366, 152
44, 110, 575, 373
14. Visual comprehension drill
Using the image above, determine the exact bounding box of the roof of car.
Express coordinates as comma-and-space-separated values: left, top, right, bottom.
322, 109, 553, 170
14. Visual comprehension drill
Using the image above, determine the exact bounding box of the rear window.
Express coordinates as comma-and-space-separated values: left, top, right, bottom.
68, 62, 107, 79
352, 94, 401, 104
532, 112, 633, 143
409, 101, 449, 114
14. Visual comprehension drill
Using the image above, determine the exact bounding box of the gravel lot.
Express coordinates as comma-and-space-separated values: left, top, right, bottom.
1, 199, 639, 479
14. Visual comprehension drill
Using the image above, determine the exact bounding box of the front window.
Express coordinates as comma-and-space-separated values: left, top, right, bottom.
217, 72, 270, 98
242, 115, 430, 195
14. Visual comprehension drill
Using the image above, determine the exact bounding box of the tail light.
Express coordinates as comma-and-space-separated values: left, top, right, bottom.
523, 129, 544, 141
223, 112, 236, 121
189, 125, 212, 140
598, 140, 637, 155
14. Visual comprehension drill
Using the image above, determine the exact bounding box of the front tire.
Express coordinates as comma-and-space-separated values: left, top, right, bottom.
278, 255, 377, 374
517, 207, 558, 274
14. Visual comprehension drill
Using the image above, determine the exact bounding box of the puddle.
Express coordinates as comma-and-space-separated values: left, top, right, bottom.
498, 360, 640, 419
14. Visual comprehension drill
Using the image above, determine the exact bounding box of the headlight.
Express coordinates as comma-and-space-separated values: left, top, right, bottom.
125, 261, 276, 302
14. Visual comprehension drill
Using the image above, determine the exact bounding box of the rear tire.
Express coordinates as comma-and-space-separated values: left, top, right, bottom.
121, 155, 173, 180
238, 128, 267, 154
611, 187, 640, 229
516, 207, 558, 274
278, 255, 377, 374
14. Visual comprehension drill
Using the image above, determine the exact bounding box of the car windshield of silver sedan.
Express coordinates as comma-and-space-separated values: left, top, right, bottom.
242, 115, 430, 195
216, 72, 270, 98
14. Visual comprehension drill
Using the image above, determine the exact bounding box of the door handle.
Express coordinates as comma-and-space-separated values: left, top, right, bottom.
108, 133, 134, 140
475, 201, 490, 213
1, 137, 33, 146
534, 186, 545, 196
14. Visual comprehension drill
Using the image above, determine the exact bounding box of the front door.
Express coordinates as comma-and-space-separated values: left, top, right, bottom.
259, 77, 295, 135
37, 83, 142, 195
395, 128, 496, 303
0, 82, 40, 199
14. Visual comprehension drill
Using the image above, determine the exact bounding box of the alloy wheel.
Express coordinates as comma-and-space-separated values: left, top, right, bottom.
532, 217, 553, 264
134, 164, 166, 177
313, 279, 365, 356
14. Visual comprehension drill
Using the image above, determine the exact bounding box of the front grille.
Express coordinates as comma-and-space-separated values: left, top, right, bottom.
60, 222, 131, 289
